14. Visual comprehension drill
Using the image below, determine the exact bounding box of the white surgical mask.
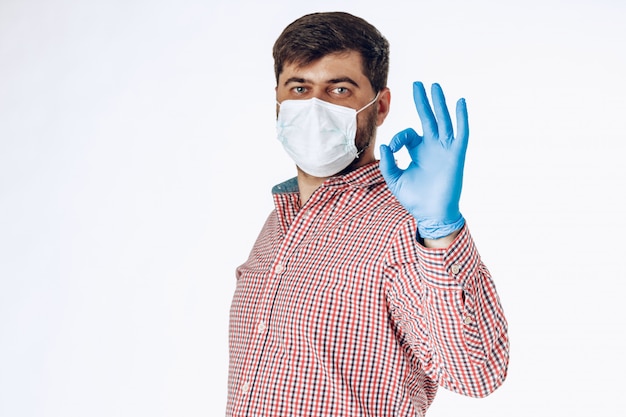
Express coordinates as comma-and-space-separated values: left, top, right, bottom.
276, 93, 378, 177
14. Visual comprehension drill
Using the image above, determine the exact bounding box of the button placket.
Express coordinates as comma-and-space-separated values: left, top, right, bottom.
257, 261, 287, 339
241, 381, 251, 394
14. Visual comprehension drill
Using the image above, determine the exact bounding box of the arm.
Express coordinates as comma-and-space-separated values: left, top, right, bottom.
385, 223, 509, 397
423, 230, 460, 249
380, 82, 508, 395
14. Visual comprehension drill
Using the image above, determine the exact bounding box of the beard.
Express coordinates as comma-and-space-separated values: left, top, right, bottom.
355, 104, 378, 153
340, 104, 379, 174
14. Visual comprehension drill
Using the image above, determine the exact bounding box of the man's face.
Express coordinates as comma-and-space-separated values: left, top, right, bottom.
276, 50, 390, 169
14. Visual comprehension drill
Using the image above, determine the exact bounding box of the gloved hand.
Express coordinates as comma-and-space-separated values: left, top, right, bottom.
380, 81, 468, 240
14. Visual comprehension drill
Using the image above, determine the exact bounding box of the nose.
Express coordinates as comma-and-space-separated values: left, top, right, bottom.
310, 88, 326, 100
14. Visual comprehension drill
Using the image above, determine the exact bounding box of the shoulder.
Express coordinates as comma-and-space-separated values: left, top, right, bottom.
356, 182, 417, 247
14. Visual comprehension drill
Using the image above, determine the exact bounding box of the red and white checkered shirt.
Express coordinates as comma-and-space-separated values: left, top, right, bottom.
227, 162, 508, 416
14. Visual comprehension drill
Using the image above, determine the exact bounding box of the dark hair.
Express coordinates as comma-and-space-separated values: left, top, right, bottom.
272, 12, 390, 93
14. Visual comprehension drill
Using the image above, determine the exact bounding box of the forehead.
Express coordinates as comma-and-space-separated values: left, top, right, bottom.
278, 50, 368, 84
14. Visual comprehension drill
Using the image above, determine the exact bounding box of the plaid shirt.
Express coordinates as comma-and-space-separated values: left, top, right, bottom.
227, 162, 508, 416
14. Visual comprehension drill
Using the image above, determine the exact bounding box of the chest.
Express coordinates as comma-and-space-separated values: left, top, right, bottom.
233, 201, 397, 337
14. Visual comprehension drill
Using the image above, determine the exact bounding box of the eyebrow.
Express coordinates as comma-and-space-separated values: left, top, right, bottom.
329, 77, 360, 87
283, 76, 360, 87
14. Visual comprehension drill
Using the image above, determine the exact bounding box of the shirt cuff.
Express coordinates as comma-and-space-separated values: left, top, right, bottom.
415, 224, 479, 289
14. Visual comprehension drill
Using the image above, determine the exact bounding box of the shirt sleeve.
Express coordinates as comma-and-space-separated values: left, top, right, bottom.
384, 223, 509, 398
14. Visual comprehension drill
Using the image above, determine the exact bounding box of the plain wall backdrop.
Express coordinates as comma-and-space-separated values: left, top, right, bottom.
1, 0, 624, 415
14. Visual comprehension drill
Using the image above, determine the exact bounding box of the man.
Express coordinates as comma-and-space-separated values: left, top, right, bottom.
228, 11, 508, 416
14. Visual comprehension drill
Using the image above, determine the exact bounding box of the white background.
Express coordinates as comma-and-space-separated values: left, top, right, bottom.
1, 0, 624, 415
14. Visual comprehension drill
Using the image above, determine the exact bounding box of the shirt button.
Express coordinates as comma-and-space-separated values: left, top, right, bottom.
463, 315, 473, 325
257, 321, 267, 334
275, 264, 285, 274
451, 263, 461, 275
241, 381, 251, 394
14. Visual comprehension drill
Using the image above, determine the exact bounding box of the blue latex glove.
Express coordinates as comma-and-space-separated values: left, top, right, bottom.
380, 82, 468, 240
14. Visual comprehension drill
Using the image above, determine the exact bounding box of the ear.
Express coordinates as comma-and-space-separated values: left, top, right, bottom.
375, 87, 391, 126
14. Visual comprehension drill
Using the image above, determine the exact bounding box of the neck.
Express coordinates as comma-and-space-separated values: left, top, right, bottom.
296, 169, 327, 207
295, 152, 376, 206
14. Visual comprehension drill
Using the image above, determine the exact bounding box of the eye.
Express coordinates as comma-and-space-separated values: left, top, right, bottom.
331, 86, 350, 95
292, 86, 307, 94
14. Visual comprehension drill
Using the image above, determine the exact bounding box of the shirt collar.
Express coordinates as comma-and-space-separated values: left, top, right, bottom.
271, 161, 385, 195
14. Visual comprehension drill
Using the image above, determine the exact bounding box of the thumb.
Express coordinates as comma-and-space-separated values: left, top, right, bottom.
379, 144, 403, 186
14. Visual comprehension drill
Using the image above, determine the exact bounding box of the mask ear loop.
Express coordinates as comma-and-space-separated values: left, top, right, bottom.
353, 91, 381, 158
356, 91, 380, 114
